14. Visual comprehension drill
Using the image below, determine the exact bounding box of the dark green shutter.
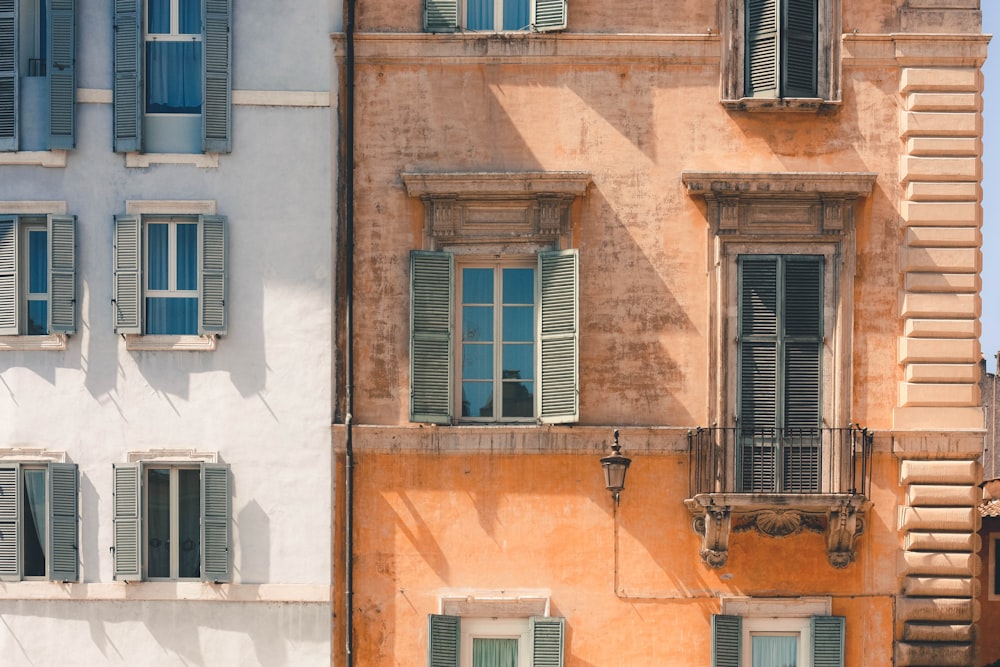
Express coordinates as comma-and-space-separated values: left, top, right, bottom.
711, 614, 741, 667
531, 616, 565, 667
203, 0, 231, 153
198, 215, 227, 335
424, 0, 458, 32
538, 249, 578, 424
112, 462, 141, 581
48, 462, 78, 582
0, 216, 16, 335
427, 614, 459, 667
812, 616, 845, 667
113, 214, 141, 334
410, 251, 453, 424
112, 0, 141, 152
0, 464, 19, 580
48, 0, 76, 149
783, 0, 817, 97
745, 0, 778, 98
0, 0, 16, 151
201, 463, 230, 582
48, 214, 76, 334
533, 0, 567, 32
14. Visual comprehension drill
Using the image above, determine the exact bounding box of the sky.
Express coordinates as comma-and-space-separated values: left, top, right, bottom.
982, 3, 999, 370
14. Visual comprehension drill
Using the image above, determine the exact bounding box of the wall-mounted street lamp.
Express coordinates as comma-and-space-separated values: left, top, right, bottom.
601, 429, 632, 504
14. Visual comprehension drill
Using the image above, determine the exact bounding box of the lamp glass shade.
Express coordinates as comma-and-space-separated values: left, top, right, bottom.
601, 456, 630, 493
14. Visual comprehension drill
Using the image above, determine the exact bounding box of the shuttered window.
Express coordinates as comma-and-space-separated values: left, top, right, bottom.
745, 0, 817, 99
711, 614, 844, 667
424, 0, 566, 33
428, 614, 565, 667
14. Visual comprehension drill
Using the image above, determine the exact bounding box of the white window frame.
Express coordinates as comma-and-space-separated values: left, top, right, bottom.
143, 463, 202, 581
461, 0, 530, 32
722, 597, 830, 667
460, 617, 532, 667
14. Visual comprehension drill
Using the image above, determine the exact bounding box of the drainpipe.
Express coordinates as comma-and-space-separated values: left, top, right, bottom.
343, 0, 356, 664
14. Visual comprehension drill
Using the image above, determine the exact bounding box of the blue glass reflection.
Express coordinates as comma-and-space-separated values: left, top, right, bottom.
28, 230, 47, 294
147, 0, 170, 33
462, 382, 493, 418
466, 0, 494, 29
502, 376, 533, 417
503, 0, 530, 30
502, 344, 533, 380
146, 297, 198, 334
462, 306, 493, 342
178, 468, 201, 578
147, 224, 169, 290
462, 343, 493, 380
179, 0, 202, 34
27, 302, 47, 335
462, 268, 493, 304
502, 268, 534, 304
146, 42, 203, 114
176, 223, 198, 291
502, 306, 533, 342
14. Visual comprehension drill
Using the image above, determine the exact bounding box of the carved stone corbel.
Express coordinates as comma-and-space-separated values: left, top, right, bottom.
826, 503, 864, 569
424, 195, 458, 237
693, 506, 732, 568
536, 194, 572, 236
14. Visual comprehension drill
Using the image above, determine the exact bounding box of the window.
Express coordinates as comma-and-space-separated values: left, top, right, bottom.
0, 0, 75, 151
113, 0, 231, 154
428, 615, 564, 667
424, 0, 566, 33
0, 462, 78, 582
112, 461, 231, 582
410, 249, 578, 425
713, 598, 844, 667
0, 214, 76, 336
990, 533, 1000, 600
112, 213, 227, 340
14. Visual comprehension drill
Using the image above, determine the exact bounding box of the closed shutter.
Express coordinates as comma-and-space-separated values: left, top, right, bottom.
410, 251, 453, 424
48, 462, 78, 582
198, 215, 227, 335
0, 216, 16, 335
538, 249, 578, 424
113, 214, 141, 334
427, 614, 459, 667
0, 0, 16, 151
533, 0, 567, 32
48, 215, 76, 333
811, 615, 845, 667
200, 463, 230, 582
745, 0, 778, 98
711, 614, 742, 667
783, 0, 817, 97
0, 464, 19, 580
112, 463, 141, 581
48, 0, 76, 149
424, 0, 458, 32
113, 0, 141, 152
203, 0, 231, 153
530, 616, 565, 667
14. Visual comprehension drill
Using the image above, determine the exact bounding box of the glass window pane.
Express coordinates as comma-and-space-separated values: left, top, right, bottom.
752, 635, 798, 667
462, 343, 494, 380
179, 0, 202, 34
503, 0, 530, 30
463, 306, 494, 342
146, 42, 203, 114
502, 268, 534, 304
147, 0, 170, 33
462, 268, 494, 304
466, 0, 494, 30
178, 469, 201, 579
146, 297, 198, 335
502, 306, 533, 342
147, 469, 170, 578
176, 223, 198, 291
27, 301, 47, 336
147, 224, 169, 290
473, 637, 518, 667
22, 469, 47, 577
462, 382, 493, 418
502, 344, 533, 381
28, 230, 47, 294
502, 378, 533, 417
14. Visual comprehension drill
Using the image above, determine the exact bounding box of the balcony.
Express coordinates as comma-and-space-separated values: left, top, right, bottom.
684, 426, 873, 569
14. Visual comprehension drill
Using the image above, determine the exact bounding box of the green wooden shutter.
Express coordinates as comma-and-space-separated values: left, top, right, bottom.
0, 464, 19, 580
424, 0, 458, 32
48, 0, 76, 149
711, 614, 741, 667
0, 217, 17, 335
410, 251, 453, 424
811, 616, 845, 667
198, 215, 227, 335
48, 462, 78, 582
113, 214, 141, 334
113, 0, 141, 152
203, 0, 231, 153
533, 0, 567, 32
112, 462, 141, 580
531, 616, 565, 667
427, 614, 459, 667
745, 0, 778, 98
538, 249, 578, 424
201, 463, 230, 582
0, 0, 17, 151
783, 0, 817, 97
48, 214, 76, 334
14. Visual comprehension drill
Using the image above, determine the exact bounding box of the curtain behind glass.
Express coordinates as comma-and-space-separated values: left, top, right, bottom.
146, 42, 203, 114
472, 638, 517, 667
467, 0, 493, 29
503, 0, 529, 30
23, 470, 47, 577
27, 230, 48, 335
752, 635, 798, 667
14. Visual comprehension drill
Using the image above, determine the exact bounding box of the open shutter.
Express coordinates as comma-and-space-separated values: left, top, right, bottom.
711, 614, 742, 667
48, 0, 75, 149
113, 0, 141, 152
201, 463, 230, 582
198, 215, 227, 335
112, 463, 141, 581
48, 215, 76, 333
424, 0, 458, 32
533, 0, 567, 32
410, 251, 453, 424
0, 0, 17, 151
0, 217, 17, 335
812, 615, 845, 667
428, 614, 459, 667
48, 462, 78, 581
745, 0, 778, 98
113, 214, 141, 334
538, 249, 578, 424
783, 0, 817, 97
0, 464, 19, 580
531, 616, 565, 667
203, 0, 231, 153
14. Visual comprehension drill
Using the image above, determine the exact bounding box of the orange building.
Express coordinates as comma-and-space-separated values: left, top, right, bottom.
335, 1, 988, 665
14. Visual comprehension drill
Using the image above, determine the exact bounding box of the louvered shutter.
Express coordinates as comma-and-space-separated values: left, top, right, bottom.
201, 463, 230, 582
533, 0, 567, 32
48, 215, 76, 333
0, 464, 19, 580
113, 214, 141, 333
538, 249, 578, 424
783, 0, 817, 97
0, 217, 16, 335
113, 0, 141, 152
48, 0, 75, 149
711, 614, 741, 667
424, 0, 458, 32
427, 614, 459, 667
811, 616, 845, 667
0, 0, 16, 151
410, 251, 453, 424
531, 616, 565, 667
198, 215, 227, 335
745, 0, 778, 98
203, 0, 231, 153
112, 463, 141, 580
48, 462, 78, 581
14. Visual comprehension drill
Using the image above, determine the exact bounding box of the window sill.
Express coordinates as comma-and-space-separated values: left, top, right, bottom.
721, 97, 841, 112
0, 334, 68, 351
124, 334, 218, 351
125, 152, 220, 169
0, 150, 68, 167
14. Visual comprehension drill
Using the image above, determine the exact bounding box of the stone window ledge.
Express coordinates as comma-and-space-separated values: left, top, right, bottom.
124, 334, 218, 352
0, 334, 68, 351
722, 98, 841, 112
